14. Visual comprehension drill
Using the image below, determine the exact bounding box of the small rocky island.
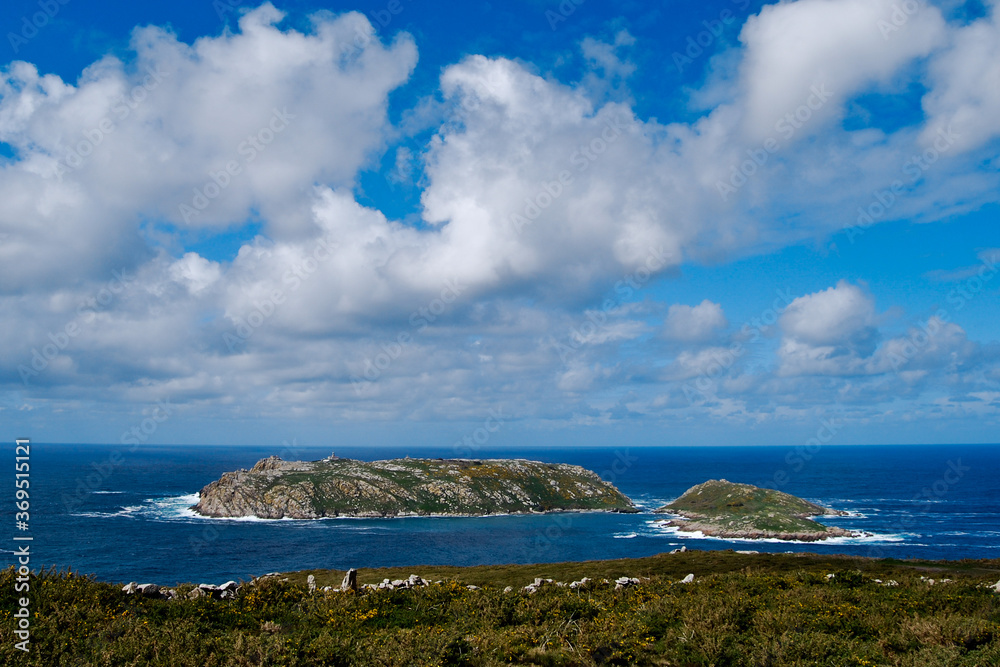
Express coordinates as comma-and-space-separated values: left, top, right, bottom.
193, 455, 638, 519
654, 479, 853, 542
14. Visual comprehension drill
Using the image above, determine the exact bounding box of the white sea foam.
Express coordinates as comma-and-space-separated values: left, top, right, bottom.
645, 519, 907, 545
91, 490, 124, 494
613, 532, 638, 539
73, 505, 142, 519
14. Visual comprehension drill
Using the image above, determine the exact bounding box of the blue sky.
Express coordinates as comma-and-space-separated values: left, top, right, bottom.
1, 0, 998, 447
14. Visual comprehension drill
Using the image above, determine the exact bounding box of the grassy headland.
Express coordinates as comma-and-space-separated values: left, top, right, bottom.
3, 551, 999, 665
194, 456, 637, 519
656, 479, 852, 541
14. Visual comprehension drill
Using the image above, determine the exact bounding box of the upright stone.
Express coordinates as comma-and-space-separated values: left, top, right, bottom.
307, 574, 316, 593
340, 568, 358, 592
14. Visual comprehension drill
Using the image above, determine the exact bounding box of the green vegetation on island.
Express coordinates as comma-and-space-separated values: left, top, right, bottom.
4, 552, 1000, 666
193, 455, 638, 519
655, 479, 853, 541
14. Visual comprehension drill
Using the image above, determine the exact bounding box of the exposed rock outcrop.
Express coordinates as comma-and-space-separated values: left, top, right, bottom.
654, 479, 854, 542
193, 456, 638, 519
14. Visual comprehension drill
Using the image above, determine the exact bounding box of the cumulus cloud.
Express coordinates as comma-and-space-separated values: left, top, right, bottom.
2, 1, 1000, 436
738, 0, 946, 141
664, 300, 728, 342
0, 3, 417, 291
921, 1, 1000, 152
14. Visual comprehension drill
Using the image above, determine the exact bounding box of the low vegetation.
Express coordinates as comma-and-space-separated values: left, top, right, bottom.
3, 551, 999, 665
656, 479, 851, 540
194, 456, 636, 519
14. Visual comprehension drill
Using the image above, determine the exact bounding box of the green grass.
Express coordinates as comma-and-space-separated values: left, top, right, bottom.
657, 479, 847, 536
3, 552, 999, 666
206, 458, 635, 518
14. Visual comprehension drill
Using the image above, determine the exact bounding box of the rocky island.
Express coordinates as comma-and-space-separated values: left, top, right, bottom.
654, 479, 853, 542
193, 455, 638, 519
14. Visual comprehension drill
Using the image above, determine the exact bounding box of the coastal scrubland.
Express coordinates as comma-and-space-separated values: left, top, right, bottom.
3, 551, 1000, 665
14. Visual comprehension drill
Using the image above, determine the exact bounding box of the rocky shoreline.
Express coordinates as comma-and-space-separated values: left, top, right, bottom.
655, 479, 857, 542
193, 455, 638, 519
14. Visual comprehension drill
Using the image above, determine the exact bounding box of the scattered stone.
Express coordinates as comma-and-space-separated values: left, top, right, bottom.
341, 568, 358, 592
187, 587, 206, 599
989, 579, 1000, 593
466, 585, 480, 591
136, 583, 160, 597
825, 574, 835, 580
121, 582, 137, 595
307, 575, 316, 593
883, 580, 899, 587
735, 550, 759, 555
322, 586, 331, 592
680, 574, 695, 584
669, 546, 687, 554
615, 576, 641, 590
503, 586, 513, 593
569, 577, 592, 590
407, 574, 425, 587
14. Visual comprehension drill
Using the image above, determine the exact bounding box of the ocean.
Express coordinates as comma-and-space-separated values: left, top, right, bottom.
5, 443, 999, 585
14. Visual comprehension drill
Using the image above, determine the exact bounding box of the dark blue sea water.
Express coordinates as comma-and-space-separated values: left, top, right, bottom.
4, 443, 999, 585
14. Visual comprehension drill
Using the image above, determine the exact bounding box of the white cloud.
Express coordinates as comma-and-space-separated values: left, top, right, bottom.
921, 2, 1000, 152
738, 0, 946, 140
2, 2, 1000, 437
664, 300, 728, 342
0, 3, 416, 291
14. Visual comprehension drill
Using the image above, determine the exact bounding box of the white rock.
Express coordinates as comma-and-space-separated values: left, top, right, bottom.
137, 583, 160, 596
121, 582, 137, 594
680, 574, 694, 584
825, 574, 835, 580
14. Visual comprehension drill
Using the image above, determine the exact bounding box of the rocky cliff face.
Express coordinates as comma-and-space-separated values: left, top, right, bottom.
654, 479, 853, 542
193, 456, 638, 519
